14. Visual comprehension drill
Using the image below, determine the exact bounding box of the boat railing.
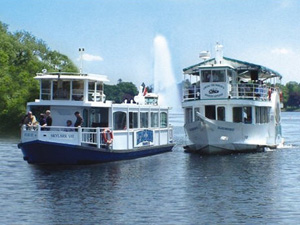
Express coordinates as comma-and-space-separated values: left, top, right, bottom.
183, 85, 201, 101
182, 83, 273, 101
21, 125, 174, 150
231, 83, 271, 100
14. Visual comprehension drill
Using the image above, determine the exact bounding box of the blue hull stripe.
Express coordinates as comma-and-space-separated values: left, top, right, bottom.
18, 141, 174, 165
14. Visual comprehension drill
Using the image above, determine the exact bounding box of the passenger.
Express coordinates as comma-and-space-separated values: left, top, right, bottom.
45, 110, 52, 127
39, 113, 46, 126
74, 111, 83, 128
65, 120, 74, 131
23, 111, 38, 129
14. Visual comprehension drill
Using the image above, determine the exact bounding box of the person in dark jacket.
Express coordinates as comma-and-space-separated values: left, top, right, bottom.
74, 111, 83, 127
45, 110, 52, 126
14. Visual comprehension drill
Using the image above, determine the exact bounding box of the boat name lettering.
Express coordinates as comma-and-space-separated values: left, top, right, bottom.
50, 133, 74, 138
217, 126, 234, 131
189, 127, 198, 131
24, 132, 36, 137
203, 83, 226, 98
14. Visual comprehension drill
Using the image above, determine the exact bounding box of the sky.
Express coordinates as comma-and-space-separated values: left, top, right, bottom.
0, 0, 299, 86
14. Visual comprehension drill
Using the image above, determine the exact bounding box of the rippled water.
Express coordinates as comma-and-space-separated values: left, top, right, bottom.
1, 112, 300, 224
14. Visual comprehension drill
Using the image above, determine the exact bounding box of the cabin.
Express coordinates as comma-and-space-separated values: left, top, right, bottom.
24, 72, 172, 150
182, 56, 282, 126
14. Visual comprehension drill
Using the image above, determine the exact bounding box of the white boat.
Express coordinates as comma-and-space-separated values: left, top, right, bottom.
182, 44, 284, 154
18, 71, 174, 164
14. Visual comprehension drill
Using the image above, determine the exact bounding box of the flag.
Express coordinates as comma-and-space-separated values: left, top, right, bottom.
143, 87, 148, 96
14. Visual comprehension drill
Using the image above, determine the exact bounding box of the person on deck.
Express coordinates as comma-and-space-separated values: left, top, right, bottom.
74, 111, 83, 128
39, 114, 46, 126
45, 110, 52, 127
23, 111, 38, 128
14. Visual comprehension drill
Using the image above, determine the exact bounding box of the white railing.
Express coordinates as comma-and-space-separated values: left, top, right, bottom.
183, 83, 274, 102
20, 125, 174, 150
230, 83, 271, 100
183, 86, 201, 101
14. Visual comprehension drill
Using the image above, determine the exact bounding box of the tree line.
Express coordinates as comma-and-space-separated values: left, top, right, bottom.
0, 21, 299, 132
0, 21, 139, 131
0, 21, 78, 131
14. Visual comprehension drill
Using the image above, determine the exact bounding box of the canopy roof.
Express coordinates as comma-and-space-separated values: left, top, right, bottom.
183, 57, 282, 80
35, 72, 109, 82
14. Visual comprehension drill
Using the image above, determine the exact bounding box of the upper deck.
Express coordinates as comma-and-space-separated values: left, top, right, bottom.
34, 72, 109, 104
182, 55, 282, 103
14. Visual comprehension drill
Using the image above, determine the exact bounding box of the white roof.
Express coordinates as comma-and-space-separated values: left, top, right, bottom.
35, 72, 109, 82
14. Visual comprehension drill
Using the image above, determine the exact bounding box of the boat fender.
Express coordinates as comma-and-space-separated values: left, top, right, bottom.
103, 128, 113, 145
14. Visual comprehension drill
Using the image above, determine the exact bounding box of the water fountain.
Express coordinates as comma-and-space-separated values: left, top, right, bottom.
153, 35, 181, 113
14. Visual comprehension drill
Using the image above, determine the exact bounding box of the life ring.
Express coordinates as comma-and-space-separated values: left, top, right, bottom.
280, 91, 283, 102
103, 128, 113, 145
268, 88, 272, 100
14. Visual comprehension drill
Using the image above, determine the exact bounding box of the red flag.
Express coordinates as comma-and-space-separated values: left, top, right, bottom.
143, 87, 148, 96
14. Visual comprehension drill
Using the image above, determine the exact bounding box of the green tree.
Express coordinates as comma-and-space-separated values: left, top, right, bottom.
0, 21, 78, 131
104, 81, 138, 103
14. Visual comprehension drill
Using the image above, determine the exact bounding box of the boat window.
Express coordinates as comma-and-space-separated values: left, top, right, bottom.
212, 70, 226, 82
201, 70, 212, 82
194, 108, 200, 121
88, 82, 95, 101
113, 111, 127, 130
243, 107, 252, 124
151, 112, 159, 128
96, 82, 103, 102
53, 80, 70, 100
217, 106, 225, 121
72, 80, 84, 101
255, 107, 270, 124
41, 80, 51, 100
233, 107, 243, 123
255, 107, 260, 124
140, 112, 149, 128
129, 112, 138, 129
145, 97, 158, 105
160, 112, 168, 128
205, 105, 216, 120
83, 109, 88, 127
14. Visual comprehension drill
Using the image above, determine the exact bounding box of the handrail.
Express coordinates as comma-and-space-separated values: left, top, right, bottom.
183, 83, 274, 101
20, 125, 174, 150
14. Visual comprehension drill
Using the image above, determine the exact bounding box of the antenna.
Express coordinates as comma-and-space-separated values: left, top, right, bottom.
79, 48, 85, 73
215, 42, 223, 64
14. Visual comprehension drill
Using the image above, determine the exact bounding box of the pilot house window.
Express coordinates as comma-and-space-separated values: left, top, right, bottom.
72, 81, 84, 101
41, 80, 51, 100
53, 80, 70, 100
201, 70, 226, 83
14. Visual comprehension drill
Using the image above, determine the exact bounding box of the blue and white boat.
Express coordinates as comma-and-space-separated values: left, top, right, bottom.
18, 71, 174, 165
182, 43, 284, 154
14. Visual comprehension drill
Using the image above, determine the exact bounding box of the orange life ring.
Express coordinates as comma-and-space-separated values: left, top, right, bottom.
103, 128, 113, 144
268, 88, 272, 100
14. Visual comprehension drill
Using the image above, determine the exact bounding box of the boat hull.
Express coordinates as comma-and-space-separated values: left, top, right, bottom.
18, 141, 174, 165
184, 115, 283, 155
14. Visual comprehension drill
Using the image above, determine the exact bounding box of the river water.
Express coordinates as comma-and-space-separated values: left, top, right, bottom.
0, 112, 300, 224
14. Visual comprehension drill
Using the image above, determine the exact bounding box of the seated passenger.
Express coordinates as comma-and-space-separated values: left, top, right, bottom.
23, 111, 38, 129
